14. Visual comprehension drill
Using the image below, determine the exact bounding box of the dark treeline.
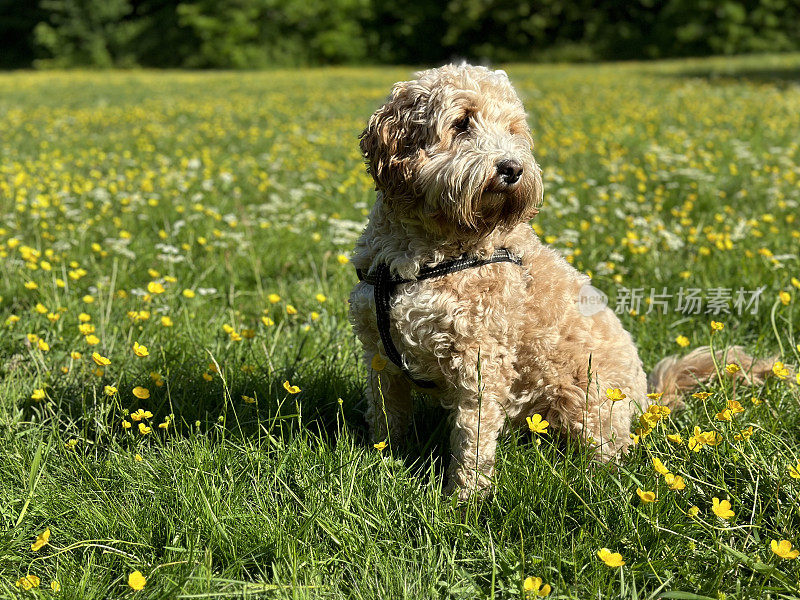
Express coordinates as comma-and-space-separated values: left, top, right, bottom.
2, 0, 800, 69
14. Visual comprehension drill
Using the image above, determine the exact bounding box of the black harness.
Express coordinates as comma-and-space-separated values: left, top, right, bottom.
356, 248, 523, 388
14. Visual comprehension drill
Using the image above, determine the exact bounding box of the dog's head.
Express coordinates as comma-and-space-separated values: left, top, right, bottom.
360, 64, 543, 236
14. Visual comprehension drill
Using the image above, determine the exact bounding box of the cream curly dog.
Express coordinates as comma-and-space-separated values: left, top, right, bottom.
349, 64, 773, 500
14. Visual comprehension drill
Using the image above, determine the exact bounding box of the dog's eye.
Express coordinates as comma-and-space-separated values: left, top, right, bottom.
453, 115, 470, 132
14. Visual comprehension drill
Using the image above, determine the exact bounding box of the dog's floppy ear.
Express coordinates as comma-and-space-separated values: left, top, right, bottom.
360, 81, 428, 201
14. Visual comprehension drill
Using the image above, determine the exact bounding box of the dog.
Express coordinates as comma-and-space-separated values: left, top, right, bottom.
348, 64, 775, 500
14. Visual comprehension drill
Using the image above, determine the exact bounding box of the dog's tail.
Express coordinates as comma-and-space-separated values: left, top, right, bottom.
648, 345, 779, 407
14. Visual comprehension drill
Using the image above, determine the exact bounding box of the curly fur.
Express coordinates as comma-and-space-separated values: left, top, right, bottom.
348, 64, 776, 500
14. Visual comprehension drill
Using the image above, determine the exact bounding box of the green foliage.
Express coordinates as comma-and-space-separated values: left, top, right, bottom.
33, 0, 141, 67
1, 0, 800, 67
175, 0, 374, 67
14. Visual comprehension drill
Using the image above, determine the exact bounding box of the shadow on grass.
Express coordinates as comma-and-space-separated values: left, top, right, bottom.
30, 353, 457, 480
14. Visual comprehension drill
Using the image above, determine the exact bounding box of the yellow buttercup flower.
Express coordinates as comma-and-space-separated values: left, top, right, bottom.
132, 387, 150, 399
182, 288, 196, 298
132, 342, 149, 357
128, 571, 146, 590
733, 426, 754, 441
91, 352, 111, 366
710, 320, 724, 332
652, 457, 669, 475
147, 281, 165, 294
771, 539, 799, 559
715, 408, 733, 422
727, 399, 744, 415
138, 423, 152, 435
597, 548, 625, 567
688, 506, 700, 518
283, 380, 300, 394
523, 576, 551, 597
725, 363, 740, 374
261, 316, 275, 327
692, 391, 712, 400
286, 304, 298, 315
31, 388, 46, 401
636, 488, 656, 503
779, 291, 791, 305
606, 388, 626, 402
130, 409, 153, 421
526, 414, 549, 434
85, 334, 100, 346
31, 528, 50, 551
772, 361, 789, 379
788, 461, 800, 479
16, 575, 41, 590
688, 426, 705, 452
665, 473, 686, 490
268, 293, 281, 303
640, 412, 659, 429
667, 433, 683, 445
712, 497, 735, 520
315, 293, 327, 303
374, 441, 387, 451
51, 580, 61, 592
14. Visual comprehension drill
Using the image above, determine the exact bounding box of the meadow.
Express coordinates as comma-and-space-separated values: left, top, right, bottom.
1, 54, 799, 599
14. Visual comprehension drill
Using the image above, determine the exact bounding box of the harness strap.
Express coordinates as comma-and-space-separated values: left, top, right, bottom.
357, 248, 523, 388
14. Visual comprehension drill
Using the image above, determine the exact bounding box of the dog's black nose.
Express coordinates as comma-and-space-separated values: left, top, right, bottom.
496, 159, 523, 184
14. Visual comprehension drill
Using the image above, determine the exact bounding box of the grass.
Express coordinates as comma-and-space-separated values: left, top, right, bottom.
1, 54, 800, 598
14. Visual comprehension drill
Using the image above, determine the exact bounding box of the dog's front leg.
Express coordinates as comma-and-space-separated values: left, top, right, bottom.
364, 357, 413, 445
442, 355, 513, 501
